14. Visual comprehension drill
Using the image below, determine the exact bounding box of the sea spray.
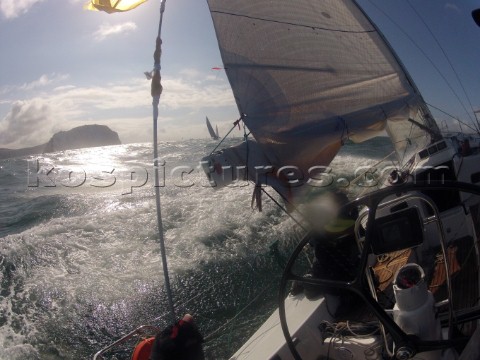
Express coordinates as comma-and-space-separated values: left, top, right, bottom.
0, 138, 393, 359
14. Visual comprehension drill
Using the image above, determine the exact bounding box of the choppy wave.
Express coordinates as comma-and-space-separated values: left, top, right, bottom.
0, 138, 392, 359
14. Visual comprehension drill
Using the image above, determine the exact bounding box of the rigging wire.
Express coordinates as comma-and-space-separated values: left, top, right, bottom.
146, 235, 285, 334
365, 0, 478, 133
406, 0, 480, 133
350, 150, 396, 185
203, 283, 274, 342
399, 122, 416, 166
209, 117, 242, 155
426, 102, 479, 134
151, 0, 176, 323
261, 188, 307, 232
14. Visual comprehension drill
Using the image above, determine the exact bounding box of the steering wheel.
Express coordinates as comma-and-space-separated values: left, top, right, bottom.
278, 181, 480, 360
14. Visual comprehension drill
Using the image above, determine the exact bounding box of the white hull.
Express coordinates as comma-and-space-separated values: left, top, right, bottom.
231, 135, 480, 360
231, 294, 333, 360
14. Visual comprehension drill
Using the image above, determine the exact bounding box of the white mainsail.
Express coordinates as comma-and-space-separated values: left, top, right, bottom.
206, 116, 220, 140
206, 0, 440, 177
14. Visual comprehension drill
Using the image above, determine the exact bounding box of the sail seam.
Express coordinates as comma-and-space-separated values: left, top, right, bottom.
210, 10, 376, 34
223, 63, 334, 73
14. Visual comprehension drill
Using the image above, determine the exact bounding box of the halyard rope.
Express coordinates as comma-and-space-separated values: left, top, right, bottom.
151, 0, 176, 323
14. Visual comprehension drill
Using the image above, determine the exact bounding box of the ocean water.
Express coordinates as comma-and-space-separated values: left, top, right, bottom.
0, 137, 393, 359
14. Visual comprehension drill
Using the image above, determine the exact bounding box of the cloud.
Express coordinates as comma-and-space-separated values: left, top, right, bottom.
161, 77, 235, 110
20, 73, 70, 91
0, 71, 236, 147
93, 22, 138, 41
0, 0, 44, 19
0, 73, 70, 96
44, 73, 234, 115
0, 99, 54, 148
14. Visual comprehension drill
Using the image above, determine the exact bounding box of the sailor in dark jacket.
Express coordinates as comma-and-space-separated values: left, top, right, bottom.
149, 314, 205, 360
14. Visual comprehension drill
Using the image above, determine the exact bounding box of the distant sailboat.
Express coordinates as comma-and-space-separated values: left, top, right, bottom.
206, 116, 220, 140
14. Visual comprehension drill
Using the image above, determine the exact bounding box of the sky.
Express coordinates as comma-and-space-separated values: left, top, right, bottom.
0, 0, 479, 149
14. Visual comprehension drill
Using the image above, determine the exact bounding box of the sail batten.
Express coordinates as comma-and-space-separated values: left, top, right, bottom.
223, 63, 336, 73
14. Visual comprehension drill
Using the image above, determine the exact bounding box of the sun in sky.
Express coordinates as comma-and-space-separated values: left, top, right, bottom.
0, 0, 237, 148
0, 0, 479, 149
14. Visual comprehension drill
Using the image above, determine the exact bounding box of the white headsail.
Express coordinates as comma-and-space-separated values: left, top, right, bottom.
206, 0, 440, 179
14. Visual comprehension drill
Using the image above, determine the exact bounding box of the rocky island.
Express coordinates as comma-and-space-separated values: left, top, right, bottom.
0, 125, 122, 159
